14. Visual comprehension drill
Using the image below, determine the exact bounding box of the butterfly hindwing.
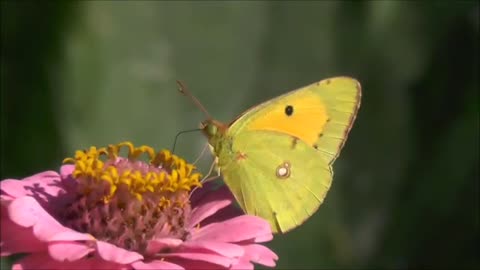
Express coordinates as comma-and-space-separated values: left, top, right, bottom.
220, 130, 332, 233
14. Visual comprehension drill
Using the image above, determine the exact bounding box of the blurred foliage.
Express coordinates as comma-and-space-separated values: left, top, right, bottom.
1, 1, 478, 269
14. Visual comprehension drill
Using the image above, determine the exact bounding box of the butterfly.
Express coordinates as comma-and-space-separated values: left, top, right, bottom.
180, 77, 361, 233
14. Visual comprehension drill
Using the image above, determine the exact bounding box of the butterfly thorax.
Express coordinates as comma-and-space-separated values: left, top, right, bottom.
202, 119, 234, 167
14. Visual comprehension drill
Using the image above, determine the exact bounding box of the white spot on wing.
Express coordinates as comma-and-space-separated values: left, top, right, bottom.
276, 161, 291, 179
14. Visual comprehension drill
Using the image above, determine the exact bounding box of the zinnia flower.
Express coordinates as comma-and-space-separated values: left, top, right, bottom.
0, 142, 278, 269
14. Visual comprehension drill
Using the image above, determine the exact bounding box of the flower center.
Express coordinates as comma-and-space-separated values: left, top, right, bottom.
61, 142, 202, 253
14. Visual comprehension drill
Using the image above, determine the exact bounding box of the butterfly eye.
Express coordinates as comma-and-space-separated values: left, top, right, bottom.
206, 124, 218, 136
284, 105, 294, 116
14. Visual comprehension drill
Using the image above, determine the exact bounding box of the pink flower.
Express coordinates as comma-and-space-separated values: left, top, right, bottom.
1, 142, 278, 269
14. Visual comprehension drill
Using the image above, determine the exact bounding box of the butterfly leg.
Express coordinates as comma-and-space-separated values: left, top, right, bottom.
188, 158, 221, 199
192, 143, 209, 166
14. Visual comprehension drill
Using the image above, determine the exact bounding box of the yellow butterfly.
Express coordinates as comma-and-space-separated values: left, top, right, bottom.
181, 77, 361, 233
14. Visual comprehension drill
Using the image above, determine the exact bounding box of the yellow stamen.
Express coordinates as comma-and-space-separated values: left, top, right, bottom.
63, 141, 203, 204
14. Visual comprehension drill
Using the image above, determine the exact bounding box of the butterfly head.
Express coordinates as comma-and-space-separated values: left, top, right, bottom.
200, 119, 229, 150
201, 119, 228, 137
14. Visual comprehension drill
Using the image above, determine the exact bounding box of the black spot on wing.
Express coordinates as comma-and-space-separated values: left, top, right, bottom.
285, 105, 294, 116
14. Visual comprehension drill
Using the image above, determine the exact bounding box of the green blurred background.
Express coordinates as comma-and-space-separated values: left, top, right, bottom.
1, 1, 478, 269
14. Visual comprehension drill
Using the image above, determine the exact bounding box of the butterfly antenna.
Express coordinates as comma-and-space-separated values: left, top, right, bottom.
171, 128, 202, 153
176, 80, 212, 120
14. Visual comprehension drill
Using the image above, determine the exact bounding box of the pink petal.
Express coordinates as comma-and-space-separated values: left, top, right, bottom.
12, 253, 130, 270
8, 196, 70, 241
198, 202, 244, 226
253, 232, 273, 243
59, 165, 78, 194
191, 215, 272, 243
189, 185, 233, 228
189, 199, 231, 229
48, 230, 95, 242
0, 214, 46, 255
12, 253, 60, 270
8, 196, 53, 227
230, 259, 254, 270
96, 241, 143, 264
48, 241, 94, 261
241, 244, 278, 267
8, 196, 71, 241
189, 180, 221, 205
159, 252, 233, 268
83, 256, 132, 270
1, 190, 14, 201
164, 258, 227, 270
145, 238, 183, 255
180, 241, 244, 258
132, 260, 184, 270
0, 171, 63, 200
60, 164, 75, 179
